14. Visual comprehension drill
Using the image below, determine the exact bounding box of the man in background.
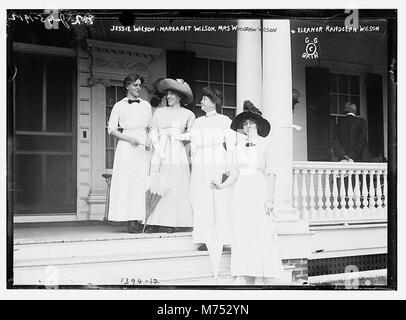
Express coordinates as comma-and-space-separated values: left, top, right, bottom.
331, 102, 371, 162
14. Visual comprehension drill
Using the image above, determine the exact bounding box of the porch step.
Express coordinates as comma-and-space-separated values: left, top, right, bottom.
14, 232, 295, 286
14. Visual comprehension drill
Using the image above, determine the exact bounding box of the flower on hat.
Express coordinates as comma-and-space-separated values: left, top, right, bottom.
176, 78, 186, 84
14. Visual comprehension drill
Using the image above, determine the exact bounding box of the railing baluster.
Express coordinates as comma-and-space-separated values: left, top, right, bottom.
309, 170, 316, 220
368, 170, 376, 216
332, 170, 339, 218
316, 170, 323, 219
376, 170, 383, 217
301, 169, 308, 220
339, 170, 346, 218
354, 170, 361, 216
347, 170, 354, 219
324, 169, 332, 218
293, 169, 300, 211
361, 170, 369, 215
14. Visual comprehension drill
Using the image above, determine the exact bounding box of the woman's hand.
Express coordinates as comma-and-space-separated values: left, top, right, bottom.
127, 137, 141, 147
265, 200, 275, 217
210, 180, 222, 190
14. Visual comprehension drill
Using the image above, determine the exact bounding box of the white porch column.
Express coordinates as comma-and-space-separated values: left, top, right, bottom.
236, 20, 262, 113
262, 20, 308, 232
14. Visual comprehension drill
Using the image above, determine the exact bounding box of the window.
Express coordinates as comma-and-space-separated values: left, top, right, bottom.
105, 85, 126, 169
194, 58, 237, 119
329, 72, 361, 123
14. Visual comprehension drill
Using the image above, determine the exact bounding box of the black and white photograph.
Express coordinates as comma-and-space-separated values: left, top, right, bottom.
4, 5, 398, 295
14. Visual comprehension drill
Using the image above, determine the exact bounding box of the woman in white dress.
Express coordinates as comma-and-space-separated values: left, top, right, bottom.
186, 87, 234, 250
210, 100, 285, 285
107, 74, 152, 233
147, 78, 195, 233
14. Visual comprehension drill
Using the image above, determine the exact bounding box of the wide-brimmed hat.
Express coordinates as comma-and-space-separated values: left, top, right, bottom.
230, 100, 271, 137
157, 78, 193, 104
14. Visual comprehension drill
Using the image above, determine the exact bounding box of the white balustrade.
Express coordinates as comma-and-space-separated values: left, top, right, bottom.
292, 161, 388, 225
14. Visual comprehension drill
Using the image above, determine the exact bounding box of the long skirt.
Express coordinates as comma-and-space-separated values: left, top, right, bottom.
108, 137, 150, 222
146, 139, 193, 227
190, 145, 231, 244
230, 171, 285, 278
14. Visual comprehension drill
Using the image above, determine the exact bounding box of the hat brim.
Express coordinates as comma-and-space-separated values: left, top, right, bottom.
230, 111, 271, 137
157, 78, 194, 104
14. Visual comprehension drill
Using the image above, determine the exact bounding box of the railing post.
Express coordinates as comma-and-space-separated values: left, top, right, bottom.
347, 170, 354, 220
361, 170, 369, 215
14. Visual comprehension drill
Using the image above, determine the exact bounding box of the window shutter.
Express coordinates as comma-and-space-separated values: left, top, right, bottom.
365, 72, 384, 160
305, 67, 331, 161
166, 50, 196, 110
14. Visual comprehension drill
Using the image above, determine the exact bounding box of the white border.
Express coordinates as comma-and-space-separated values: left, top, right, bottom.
1, 0, 404, 301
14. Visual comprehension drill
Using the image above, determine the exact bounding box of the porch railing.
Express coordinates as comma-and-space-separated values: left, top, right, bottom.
292, 161, 388, 225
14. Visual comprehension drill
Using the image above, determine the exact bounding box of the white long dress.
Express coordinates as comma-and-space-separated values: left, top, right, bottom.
190, 113, 235, 244
107, 97, 152, 222
147, 106, 195, 227
230, 137, 285, 278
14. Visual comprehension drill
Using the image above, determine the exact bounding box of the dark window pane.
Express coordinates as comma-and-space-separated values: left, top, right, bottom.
106, 86, 116, 106
224, 61, 236, 83
224, 84, 236, 107
15, 155, 43, 204
329, 94, 338, 114
210, 83, 223, 95
47, 58, 73, 132
106, 130, 117, 149
14, 154, 73, 207
15, 135, 72, 152
349, 75, 360, 94
338, 95, 350, 114
106, 149, 115, 169
195, 58, 208, 81
46, 155, 73, 203
15, 55, 43, 131
209, 60, 223, 82
194, 81, 208, 105
117, 86, 126, 100
222, 108, 236, 120
329, 73, 337, 93
338, 74, 349, 94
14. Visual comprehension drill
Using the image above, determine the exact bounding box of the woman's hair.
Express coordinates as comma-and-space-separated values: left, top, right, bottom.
123, 74, 145, 89
202, 87, 223, 112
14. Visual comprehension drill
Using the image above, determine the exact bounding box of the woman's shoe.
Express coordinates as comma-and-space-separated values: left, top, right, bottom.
127, 220, 142, 233
197, 244, 208, 251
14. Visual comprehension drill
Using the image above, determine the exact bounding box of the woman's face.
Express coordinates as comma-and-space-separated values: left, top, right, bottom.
127, 79, 142, 98
166, 90, 181, 106
243, 119, 258, 136
200, 95, 215, 113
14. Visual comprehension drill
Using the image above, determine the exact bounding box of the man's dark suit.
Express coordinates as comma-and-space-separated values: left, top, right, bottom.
331, 114, 370, 162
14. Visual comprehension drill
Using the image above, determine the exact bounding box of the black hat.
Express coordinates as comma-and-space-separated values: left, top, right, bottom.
230, 100, 271, 137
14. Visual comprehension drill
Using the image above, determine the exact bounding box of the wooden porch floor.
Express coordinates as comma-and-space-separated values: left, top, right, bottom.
13, 221, 193, 245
